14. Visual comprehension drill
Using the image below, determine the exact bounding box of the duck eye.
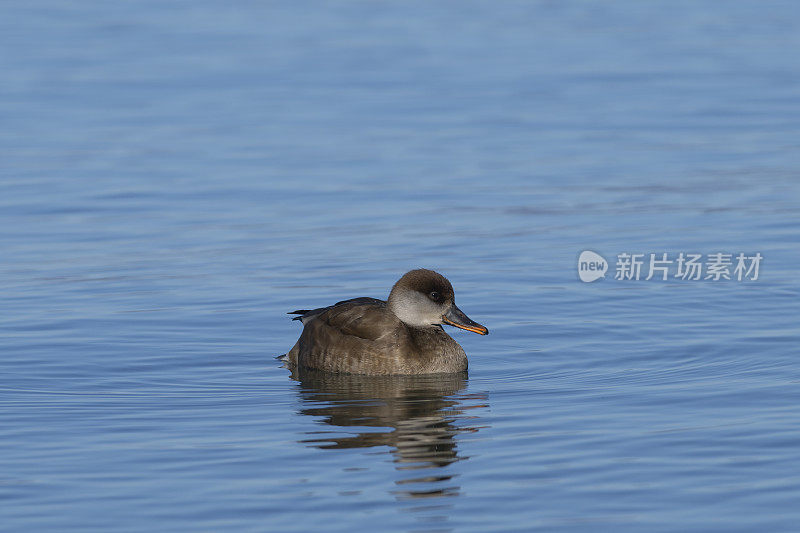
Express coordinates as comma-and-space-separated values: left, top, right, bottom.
429, 291, 440, 301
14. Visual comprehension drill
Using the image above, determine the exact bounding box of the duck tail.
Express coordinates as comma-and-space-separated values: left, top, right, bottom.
288, 309, 310, 321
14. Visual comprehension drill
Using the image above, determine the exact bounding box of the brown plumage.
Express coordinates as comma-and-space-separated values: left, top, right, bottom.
284, 269, 488, 375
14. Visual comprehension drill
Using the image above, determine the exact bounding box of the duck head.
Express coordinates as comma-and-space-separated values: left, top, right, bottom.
387, 269, 488, 335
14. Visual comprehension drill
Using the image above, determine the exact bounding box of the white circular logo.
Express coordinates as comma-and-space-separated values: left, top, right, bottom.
578, 251, 607, 282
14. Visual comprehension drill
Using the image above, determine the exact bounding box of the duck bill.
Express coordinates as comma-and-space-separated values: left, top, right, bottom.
442, 305, 488, 335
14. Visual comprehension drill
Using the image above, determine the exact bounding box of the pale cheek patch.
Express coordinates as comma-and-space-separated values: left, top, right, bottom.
389, 292, 442, 327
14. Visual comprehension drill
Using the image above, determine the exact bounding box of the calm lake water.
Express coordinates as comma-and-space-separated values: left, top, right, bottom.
2, 1, 800, 531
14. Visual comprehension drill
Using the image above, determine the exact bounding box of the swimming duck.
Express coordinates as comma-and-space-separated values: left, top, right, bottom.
284, 269, 488, 375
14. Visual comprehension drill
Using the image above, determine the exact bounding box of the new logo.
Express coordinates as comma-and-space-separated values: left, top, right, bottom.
578, 250, 608, 282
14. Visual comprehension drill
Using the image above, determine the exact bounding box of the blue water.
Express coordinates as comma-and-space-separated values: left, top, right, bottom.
2, 1, 800, 531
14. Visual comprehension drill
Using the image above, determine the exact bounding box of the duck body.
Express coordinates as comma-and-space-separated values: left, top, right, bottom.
284, 270, 487, 375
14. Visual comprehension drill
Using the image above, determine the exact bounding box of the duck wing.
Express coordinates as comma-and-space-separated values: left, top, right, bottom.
289, 297, 383, 321
291, 297, 393, 341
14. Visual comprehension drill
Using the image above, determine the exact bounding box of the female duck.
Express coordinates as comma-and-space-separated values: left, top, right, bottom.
284, 269, 488, 375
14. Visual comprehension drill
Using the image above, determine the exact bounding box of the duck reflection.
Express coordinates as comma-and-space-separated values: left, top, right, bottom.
290, 367, 488, 501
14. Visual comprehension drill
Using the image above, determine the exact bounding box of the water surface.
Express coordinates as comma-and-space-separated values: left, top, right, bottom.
2, 1, 800, 531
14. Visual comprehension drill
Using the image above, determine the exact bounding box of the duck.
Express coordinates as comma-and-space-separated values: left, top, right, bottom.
283, 269, 488, 375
